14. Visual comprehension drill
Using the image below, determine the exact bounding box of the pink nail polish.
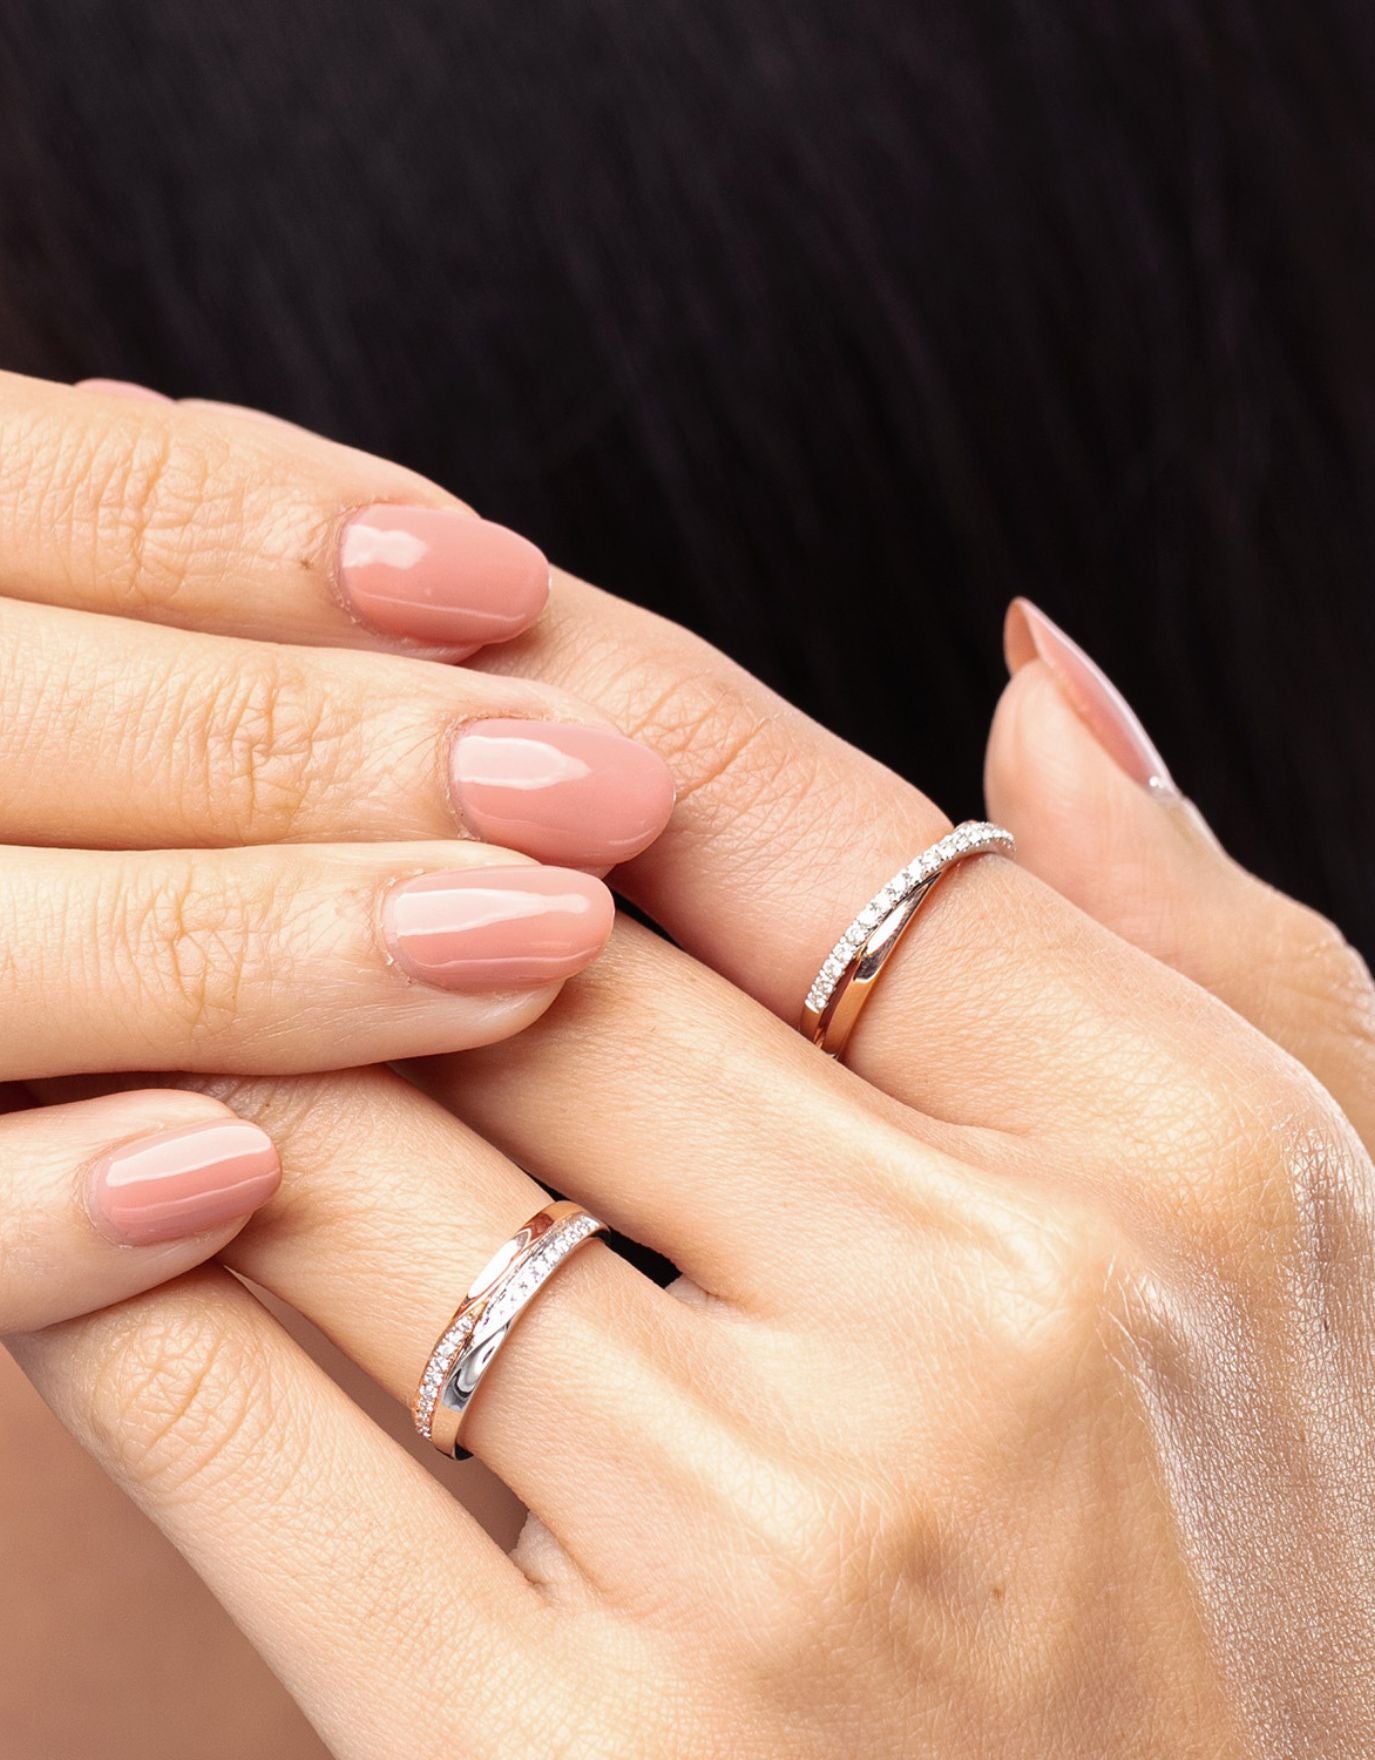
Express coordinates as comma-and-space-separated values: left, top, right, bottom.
1005, 599, 1177, 795
338, 505, 549, 647
450, 720, 676, 869
384, 866, 614, 991
89, 1119, 281, 1247
74, 378, 173, 404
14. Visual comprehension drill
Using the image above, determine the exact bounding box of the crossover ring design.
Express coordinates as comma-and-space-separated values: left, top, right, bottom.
413, 1200, 606, 1460
800, 821, 1015, 1058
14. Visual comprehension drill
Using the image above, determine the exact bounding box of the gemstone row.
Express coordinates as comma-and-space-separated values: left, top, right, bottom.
412, 1211, 603, 1441
804, 821, 1015, 1017
478, 1212, 601, 1337
413, 1310, 476, 1440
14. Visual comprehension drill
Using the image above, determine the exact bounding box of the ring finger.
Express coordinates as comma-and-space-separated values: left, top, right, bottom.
472, 574, 1180, 1131
17, 1025, 889, 1751
29, 1060, 711, 1588
8, 1267, 554, 1760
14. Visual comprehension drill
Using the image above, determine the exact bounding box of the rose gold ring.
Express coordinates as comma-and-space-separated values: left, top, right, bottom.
412, 1199, 605, 1460
799, 821, 1015, 1059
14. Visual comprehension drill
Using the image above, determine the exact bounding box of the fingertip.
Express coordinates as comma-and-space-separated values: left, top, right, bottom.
997, 598, 1176, 795
71, 1090, 279, 1244
0, 1091, 282, 1335
448, 720, 677, 870
381, 863, 616, 995
337, 506, 551, 651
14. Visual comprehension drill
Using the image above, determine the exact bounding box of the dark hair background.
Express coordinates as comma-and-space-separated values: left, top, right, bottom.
0, 0, 1370, 951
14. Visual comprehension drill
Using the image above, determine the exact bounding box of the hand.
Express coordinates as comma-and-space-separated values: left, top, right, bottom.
0, 371, 683, 1335
12, 564, 1372, 1754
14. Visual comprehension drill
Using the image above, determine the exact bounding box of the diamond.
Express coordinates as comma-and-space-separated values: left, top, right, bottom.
410, 1210, 602, 1443
803, 823, 1014, 1039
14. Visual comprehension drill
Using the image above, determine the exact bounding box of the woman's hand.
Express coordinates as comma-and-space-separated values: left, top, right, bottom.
0, 364, 686, 1445
12, 569, 1373, 1755
0, 372, 682, 1069
0, 370, 687, 1334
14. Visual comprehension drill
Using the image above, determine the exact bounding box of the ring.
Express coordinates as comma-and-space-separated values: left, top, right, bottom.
800, 820, 1015, 1058
413, 1199, 606, 1460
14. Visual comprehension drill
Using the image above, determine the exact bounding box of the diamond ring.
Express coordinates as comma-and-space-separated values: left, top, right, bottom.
413, 1200, 605, 1460
800, 821, 1015, 1058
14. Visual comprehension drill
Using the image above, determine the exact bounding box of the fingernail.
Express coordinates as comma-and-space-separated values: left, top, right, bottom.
1004, 599, 1177, 796
75, 379, 172, 404
384, 866, 614, 991
450, 720, 676, 869
89, 1119, 281, 1247
338, 505, 549, 647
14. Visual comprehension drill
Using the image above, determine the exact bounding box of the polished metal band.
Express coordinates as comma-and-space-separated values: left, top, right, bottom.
800, 821, 1015, 1058
413, 1200, 605, 1460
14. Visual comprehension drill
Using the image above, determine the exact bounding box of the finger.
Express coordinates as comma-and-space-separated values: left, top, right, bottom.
109, 1063, 706, 1584
1, 371, 548, 658
988, 599, 1375, 1146
0, 1089, 279, 1333
410, 918, 912, 1309
8, 1272, 549, 1760
0, 843, 612, 1080
471, 571, 1090, 1119
0, 596, 674, 866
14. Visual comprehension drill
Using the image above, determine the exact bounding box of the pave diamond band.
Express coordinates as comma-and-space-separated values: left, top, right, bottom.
799, 820, 1015, 1058
413, 1200, 605, 1460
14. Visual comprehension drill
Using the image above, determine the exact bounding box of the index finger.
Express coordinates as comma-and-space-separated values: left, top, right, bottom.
0, 372, 549, 659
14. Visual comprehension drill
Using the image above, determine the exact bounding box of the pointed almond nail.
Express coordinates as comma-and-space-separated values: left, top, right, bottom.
1005, 599, 1176, 796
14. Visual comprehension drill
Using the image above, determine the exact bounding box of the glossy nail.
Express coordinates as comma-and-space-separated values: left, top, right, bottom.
90, 1119, 281, 1247
338, 505, 549, 647
75, 378, 172, 403
1004, 598, 1177, 795
450, 720, 676, 869
384, 866, 614, 991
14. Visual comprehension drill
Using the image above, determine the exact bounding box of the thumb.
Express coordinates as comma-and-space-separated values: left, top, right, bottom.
986, 598, 1375, 1147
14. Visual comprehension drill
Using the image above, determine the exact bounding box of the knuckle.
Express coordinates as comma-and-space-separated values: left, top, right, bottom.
577, 627, 814, 834
638, 669, 782, 816
187, 652, 348, 843
113, 854, 277, 1044
63, 412, 237, 613
1266, 898, 1375, 1061
1087, 989, 1343, 1247
1108, 1023, 1373, 1299
974, 1201, 1132, 1387
1173, 1041, 1353, 1235
1214, 1077, 1375, 1293
1279, 1102, 1375, 1276
91, 1298, 281, 1500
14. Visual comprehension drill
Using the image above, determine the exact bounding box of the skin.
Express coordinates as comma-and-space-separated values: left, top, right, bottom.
3, 377, 1374, 1756
0, 377, 685, 1094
